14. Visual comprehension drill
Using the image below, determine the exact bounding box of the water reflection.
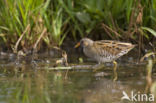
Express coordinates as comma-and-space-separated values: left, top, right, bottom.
0, 53, 155, 103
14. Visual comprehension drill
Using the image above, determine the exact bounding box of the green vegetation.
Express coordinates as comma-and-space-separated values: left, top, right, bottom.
0, 0, 155, 52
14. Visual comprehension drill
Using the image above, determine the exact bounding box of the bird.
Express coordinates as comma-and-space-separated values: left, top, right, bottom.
75, 38, 135, 80
75, 38, 135, 63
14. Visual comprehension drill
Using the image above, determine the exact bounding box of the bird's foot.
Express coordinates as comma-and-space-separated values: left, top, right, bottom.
113, 61, 118, 81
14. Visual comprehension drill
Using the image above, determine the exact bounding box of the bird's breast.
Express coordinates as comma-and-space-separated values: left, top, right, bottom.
83, 47, 95, 59
83, 47, 116, 63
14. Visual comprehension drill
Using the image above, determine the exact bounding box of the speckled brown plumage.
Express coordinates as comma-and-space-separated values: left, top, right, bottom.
75, 38, 135, 63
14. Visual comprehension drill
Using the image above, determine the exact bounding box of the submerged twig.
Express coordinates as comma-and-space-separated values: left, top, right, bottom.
46, 66, 72, 70
44, 65, 95, 70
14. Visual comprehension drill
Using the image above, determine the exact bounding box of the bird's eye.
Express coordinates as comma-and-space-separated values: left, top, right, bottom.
80, 41, 84, 45
80, 40, 88, 47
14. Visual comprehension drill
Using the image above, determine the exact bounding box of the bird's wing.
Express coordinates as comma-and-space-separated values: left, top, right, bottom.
94, 40, 135, 57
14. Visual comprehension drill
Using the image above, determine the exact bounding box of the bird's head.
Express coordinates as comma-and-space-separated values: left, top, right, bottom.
75, 38, 94, 48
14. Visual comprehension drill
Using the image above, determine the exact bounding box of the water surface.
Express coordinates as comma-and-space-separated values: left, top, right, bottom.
0, 52, 155, 103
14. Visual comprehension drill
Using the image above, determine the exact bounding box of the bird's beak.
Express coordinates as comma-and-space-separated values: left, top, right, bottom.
74, 42, 80, 48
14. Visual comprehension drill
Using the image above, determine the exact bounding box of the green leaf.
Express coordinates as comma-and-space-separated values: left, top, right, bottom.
141, 27, 156, 37
76, 12, 90, 24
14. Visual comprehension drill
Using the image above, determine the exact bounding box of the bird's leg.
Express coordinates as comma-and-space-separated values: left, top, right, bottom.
113, 61, 118, 81
93, 62, 104, 72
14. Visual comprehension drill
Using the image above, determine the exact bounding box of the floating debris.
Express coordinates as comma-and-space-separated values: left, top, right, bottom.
55, 50, 68, 66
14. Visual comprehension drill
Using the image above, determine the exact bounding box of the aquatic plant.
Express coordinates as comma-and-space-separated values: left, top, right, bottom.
0, 0, 155, 52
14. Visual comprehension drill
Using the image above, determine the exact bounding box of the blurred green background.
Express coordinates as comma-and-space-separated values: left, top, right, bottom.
0, 0, 155, 52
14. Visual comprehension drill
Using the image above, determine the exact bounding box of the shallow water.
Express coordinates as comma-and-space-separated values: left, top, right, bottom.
0, 52, 155, 103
